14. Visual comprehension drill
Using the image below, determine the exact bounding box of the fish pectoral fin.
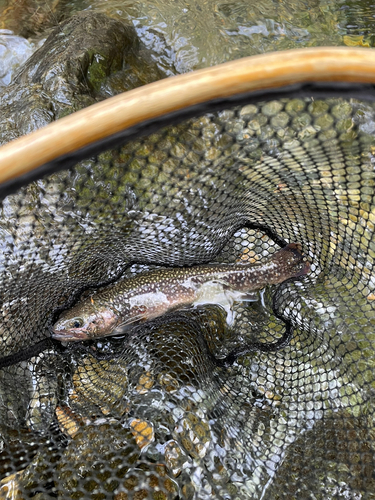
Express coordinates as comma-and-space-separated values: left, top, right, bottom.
112, 313, 149, 334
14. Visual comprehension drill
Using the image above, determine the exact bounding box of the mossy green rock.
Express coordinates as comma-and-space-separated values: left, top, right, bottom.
0, 11, 166, 145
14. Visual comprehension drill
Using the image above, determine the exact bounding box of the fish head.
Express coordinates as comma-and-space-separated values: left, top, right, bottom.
52, 299, 119, 341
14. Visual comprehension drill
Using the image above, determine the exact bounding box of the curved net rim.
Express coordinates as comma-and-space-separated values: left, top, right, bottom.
1, 46, 375, 198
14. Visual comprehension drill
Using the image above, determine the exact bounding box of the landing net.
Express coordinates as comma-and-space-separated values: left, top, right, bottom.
0, 49, 375, 499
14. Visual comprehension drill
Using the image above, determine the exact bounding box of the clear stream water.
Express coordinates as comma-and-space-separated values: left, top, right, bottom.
1, 0, 375, 81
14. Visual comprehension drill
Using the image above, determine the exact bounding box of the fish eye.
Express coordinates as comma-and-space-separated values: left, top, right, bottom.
71, 318, 84, 329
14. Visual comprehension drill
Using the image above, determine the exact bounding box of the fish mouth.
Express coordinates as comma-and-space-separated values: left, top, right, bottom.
51, 329, 90, 341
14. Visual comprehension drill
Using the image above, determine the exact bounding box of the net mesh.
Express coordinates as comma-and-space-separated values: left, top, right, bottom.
1, 95, 375, 499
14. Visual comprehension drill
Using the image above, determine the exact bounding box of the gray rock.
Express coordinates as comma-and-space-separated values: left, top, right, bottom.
0, 30, 36, 87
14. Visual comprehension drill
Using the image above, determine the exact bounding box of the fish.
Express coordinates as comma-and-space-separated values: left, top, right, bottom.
52, 243, 310, 342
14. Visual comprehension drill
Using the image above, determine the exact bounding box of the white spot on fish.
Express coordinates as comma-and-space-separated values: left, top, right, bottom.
129, 291, 169, 308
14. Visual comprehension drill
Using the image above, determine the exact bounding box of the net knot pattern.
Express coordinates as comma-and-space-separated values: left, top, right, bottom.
0, 96, 375, 499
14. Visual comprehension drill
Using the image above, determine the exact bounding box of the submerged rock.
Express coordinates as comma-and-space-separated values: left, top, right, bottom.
0, 11, 166, 145
0, 0, 71, 38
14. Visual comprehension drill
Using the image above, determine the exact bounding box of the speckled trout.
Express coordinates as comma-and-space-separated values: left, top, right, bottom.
52, 243, 310, 341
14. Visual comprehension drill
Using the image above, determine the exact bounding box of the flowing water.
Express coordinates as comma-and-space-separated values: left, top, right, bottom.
1, 0, 375, 78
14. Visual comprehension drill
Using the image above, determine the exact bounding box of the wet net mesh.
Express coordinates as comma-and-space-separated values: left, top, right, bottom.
1, 93, 375, 499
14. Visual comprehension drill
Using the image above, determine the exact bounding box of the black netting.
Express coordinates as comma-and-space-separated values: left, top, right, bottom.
1, 95, 375, 499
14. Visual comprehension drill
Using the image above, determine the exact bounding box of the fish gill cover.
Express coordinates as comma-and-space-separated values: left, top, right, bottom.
0, 96, 375, 499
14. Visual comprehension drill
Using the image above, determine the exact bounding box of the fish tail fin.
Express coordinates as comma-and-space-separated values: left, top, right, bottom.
294, 259, 311, 277
283, 243, 310, 277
